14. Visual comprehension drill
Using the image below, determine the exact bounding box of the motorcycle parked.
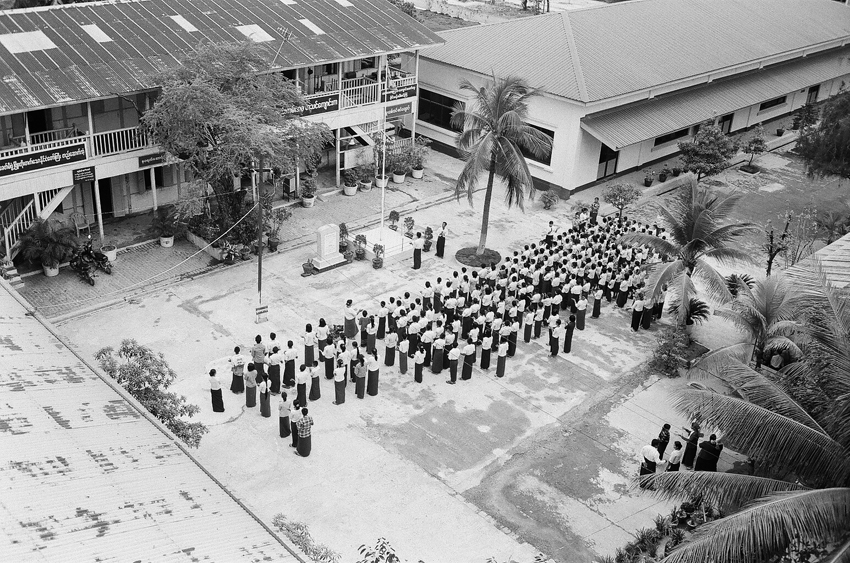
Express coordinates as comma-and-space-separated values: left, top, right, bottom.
70, 247, 96, 286
80, 236, 113, 274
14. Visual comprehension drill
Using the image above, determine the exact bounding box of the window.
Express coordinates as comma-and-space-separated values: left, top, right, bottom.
654, 128, 690, 147
418, 89, 461, 131
143, 166, 165, 190
520, 124, 554, 166
759, 96, 787, 112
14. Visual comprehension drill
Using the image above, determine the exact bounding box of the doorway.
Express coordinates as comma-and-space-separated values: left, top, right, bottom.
806, 85, 820, 105
26, 109, 52, 134
597, 143, 619, 180
97, 178, 114, 220
718, 113, 734, 135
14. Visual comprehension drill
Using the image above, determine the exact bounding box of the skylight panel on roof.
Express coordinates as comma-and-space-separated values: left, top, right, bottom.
170, 15, 199, 33
298, 18, 325, 35
236, 24, 274, 42
0, 30, 57, 54
279, 0, 297, 4
334, 0, 354, 6
80, 24, 112, 43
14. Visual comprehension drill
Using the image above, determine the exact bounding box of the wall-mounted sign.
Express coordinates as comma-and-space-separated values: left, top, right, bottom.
299, 93, 340, 116
0, 143, 87, 178
385, 102, 413, 120
382, 84, 416, 103
139, 152, 165, 168
72, 166, 95, 183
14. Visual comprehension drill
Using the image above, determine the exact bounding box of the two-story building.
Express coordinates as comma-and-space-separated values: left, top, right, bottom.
0, 0, 441, 256
417, 0, 850, 196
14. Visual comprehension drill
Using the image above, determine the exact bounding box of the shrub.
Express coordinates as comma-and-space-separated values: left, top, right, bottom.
649, 327, 690, 377
272, 515, 340, 563
541, 190, 560, 210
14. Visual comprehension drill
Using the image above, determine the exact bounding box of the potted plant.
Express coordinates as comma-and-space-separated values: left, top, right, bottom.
372, 243, 384, 269
354, 234, 367, 260
373, 135, 390, 188
17, 218, 76, 277
358, 165, 373, 192
338, 222, 350, 253
541, 190, 559, 210
301, 257, 316, 276
101, 241, 118, 262
410, 137, 431, 179
643, 170, 655, 187
423, 226, 434, 252
388, 210, 400, 231
152, 207, 179, 247
342, 168, 359, 196
239, 244, 252, 260
219, 240, 239, 265
403, 216, 415, 239
391, 152, 409, 184
266, 207, 291, 253
301, 175, 317, 208
672, 166, 682, 177
659, 165, 670, 182
776, 127, 785, 136
343, 248, 355, 263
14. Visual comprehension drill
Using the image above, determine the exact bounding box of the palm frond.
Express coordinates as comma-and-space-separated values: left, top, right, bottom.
702, 246, 756, 266
643, 261, 685, 301
693, 259, 733, 304
620, 232, 680, 257
821, 529, 850, 563
701, 223, 760, 250
672, 388, 850, 483
673, 271, 697, 325
661, 488, 850, 563
636, 471, 807, 511
455, 136, 492, 204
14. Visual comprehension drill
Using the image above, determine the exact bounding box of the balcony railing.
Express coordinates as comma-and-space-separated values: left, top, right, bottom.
91, 126, 151, 157
341, 77, 380, 109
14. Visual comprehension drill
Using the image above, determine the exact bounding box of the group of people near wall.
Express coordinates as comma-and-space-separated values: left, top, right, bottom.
207, 207, 673, 460
639, 419, 724, 483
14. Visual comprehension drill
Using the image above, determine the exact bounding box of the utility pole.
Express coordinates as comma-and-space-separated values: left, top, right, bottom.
255, 155, 268, 323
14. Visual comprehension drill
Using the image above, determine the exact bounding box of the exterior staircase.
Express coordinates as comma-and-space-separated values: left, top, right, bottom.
2, 186, 74, 260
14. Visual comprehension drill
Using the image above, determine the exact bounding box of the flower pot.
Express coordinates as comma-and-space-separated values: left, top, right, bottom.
375, 175, 389, 188
267, 238, 280, 252
411, 167, 424, 179
160, 235, 174, 248
776, 128, 785, 136
355, 248, 366, 261
302, 262, 314, 275
240, 249, 252, 261
344, 252, 354, 263
644, 179, 653, 187
102, 245, 118, 262
423, 241, 432, 252
672, 168, 681, 177
223, 256, 236, 265
658, 173, 668, 182
302, 196, 316, 208
389, 224, 398, 231
359, 180, 373, 192
42, 263, 59, 277
372, 258, 383, 269
392, 171, 406, 184
343, 183, 358, 196
339, 242, 349, 254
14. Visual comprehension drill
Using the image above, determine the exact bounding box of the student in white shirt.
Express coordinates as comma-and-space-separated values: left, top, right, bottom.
229, 346, 246, 394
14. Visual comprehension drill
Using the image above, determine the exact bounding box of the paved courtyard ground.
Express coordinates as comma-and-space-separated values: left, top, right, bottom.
16, 132, 839, 562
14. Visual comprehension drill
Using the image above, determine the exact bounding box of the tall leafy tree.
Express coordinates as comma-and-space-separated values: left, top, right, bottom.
639, 266, 850, 563
798, 90, 850, 181
96, 340, 208, 448
620, 177, 757, 324
142, 41, 331, 232
451, 75, 552, 255
602, 183, 642, 221
678, 120, 739, 181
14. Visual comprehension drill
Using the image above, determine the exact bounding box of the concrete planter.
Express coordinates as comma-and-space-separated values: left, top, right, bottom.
43, 264, 59, 277
102, 245, 118, 262
186, 231, 223, 261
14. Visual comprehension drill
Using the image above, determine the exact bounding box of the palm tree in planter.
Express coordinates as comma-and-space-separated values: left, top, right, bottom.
452, 75, 553, 260
18, 218, 77, 277
620, 177, 758, 326
638, 264, 850, 563
388, 210, 400, 231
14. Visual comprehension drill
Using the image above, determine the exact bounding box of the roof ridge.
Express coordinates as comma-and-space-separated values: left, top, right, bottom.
559, 12, 587, 103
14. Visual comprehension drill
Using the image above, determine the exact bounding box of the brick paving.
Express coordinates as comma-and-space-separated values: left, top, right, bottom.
17, 240, 216, 319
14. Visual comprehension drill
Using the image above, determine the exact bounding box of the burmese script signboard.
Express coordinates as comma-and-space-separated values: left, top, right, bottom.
0, 143, 86, 178
382, 84, 416, 103
299, 93, 340, 116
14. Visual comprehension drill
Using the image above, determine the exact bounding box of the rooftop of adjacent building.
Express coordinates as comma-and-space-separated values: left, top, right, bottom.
0, 278, 304, 562
0, 0, 443, 115
420, 0, 850, 103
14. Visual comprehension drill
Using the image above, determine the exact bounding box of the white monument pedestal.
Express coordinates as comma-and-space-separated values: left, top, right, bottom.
313, 224, 346, 271
362, 226, 414, 263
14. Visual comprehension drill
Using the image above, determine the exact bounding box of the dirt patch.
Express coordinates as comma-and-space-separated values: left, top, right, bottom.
456, 246, 502, 267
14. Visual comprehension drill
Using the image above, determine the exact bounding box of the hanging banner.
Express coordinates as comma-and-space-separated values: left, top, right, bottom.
0, 143, 86, 178
298, 93, 340, 116
382, 84, 416, 103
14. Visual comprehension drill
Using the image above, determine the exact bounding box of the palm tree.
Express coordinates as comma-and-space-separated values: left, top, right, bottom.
621, 177, 758, 324
451, 75, 552, 255
710, 275, 802, 368
639, 264, 850, 563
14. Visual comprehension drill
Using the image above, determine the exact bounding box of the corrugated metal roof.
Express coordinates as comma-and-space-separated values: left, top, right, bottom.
581, 48, 848, 149
0, 283, 302, 562
0, 0, 442, 115
422, 0, 850, 103
788, 232, 850, 289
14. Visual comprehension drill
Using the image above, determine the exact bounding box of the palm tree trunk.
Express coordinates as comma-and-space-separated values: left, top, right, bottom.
476, 154, 497, 255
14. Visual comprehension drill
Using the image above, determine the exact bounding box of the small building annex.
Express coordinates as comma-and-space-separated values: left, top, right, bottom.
416, 0, 850, 195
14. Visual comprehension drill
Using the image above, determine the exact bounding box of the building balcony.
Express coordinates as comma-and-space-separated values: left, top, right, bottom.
0, 125, 155, 169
